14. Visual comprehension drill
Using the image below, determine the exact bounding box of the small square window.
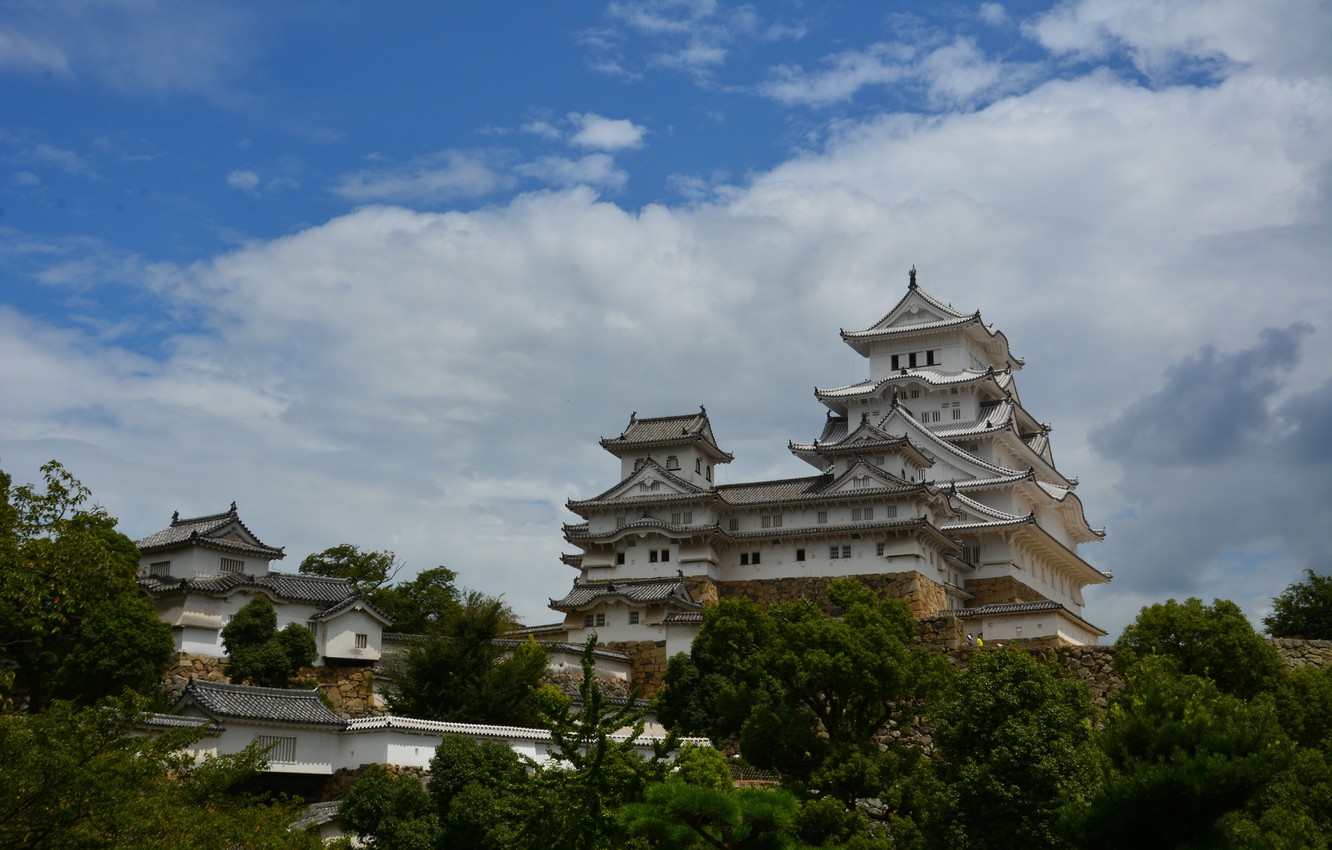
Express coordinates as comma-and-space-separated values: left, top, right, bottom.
795, 548, 806, 561
752, 552, 761, 565
149, 561, 171, 577
661, 549, 670, 562
584, 614, 594, 627
616, 552, 626, 565
355, 633, 368, 649
629, 611, 640, 625
596, 613, 606, 627
220, 557, 244, 574
740, 553, 750, 566
830, 546, 840, 559
842, 545, 851, 558
817, 511, 828, 524
728, 518, 739, 531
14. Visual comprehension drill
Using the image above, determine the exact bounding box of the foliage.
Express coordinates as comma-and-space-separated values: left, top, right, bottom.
299, 544, 401, 591
427, 736, 534, 850
0, 694, 318, 850
221, 595, 318, 688
339, 765, 441, 850
386, 591, 546, 724
1265, 569, 1332, 639
369, 565, 462, 635
53, 592, 174, 705
1066, 657, 1294, 850
922, 648, 1098, 850
621, 782, 800, 850
1116, 597, 1284, 700
0, 461, 165, 711
660, 579, 949, 807
535, 635, 675, 850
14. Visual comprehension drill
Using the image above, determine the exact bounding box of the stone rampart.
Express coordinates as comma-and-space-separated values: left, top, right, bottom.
162, 653, 384, 718
713, 572, 947, 618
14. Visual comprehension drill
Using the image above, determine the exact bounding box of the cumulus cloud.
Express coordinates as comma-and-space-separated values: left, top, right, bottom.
226, 169, 261, 195
568, 113, 648, 150
515, 153, 628, 189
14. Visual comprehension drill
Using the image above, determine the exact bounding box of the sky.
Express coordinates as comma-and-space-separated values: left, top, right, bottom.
1, 0, 1329, 639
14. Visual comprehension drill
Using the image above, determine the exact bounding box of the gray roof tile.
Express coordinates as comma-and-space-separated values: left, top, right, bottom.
173, 679, 348, 727
136, 503, 285, 560
551, 577, 699, 611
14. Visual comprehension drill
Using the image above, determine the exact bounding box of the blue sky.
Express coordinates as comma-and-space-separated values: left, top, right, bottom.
2, 0, 1329, 637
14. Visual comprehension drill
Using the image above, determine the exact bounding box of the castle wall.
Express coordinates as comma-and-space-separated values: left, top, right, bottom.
162, 653, 384, 718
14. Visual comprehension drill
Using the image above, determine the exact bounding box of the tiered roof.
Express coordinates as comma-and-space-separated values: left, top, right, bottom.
550, 577, 700, 612
173, 679, 346, 727
599, 408, 734, 462
136, 502, 284, 560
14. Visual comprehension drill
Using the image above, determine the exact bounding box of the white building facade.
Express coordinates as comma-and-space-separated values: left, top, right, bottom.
548, 270, 1109, 666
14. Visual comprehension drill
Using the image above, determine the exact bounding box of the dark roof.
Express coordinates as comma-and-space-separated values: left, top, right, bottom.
136, 502, 285, 560
943, 599, 1107, 637
492, 638, 632, 664
551, 577, 700, 612
173, 679, 347, 728
599, 409, 734, 462
139, 571, 361, 608
308, 591, 392, 624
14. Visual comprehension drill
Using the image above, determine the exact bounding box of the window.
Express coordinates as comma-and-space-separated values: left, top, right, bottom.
752, 552, 761, 565
963, 545, 980, 565
929, 411, 941, 423
830, 546, 840, 559
661, 549, 670, 562
584, 614, 595, 627
795, 548, 806, 561
220, 557, 244, 573
740, 553, 749, 565
908, 352, 918, 367
926, 350, 937, 366
876, 543, 885, 556
650, 549, 669, 563
728, 518, 739, 531
616, 552, 626, 565
740, 552, 761, 565
891, 354, 900, 370
616, 515, 626, 527
706, 465, 712, 481
355, 633, 368, 649
629, 611, 640, 625
596, 613, 606, 627
761, 513, 782, 528
817, 511, 828, 524
650, 550, 659, 563
885, 505, 898, 518
851, 507, 874, 521
667, 455, 680, 470
911, 388, 920, 399
875, 455, 885, 466
671, 511, 693, 525
256, 735, 296, 763
953, 408, 962, 420
696, 458, 702, 473
149, 561, 170, 577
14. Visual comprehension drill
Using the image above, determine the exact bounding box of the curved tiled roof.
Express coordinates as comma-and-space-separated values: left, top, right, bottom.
491, 638, 632, 663
173, 679, 347, 727
564, 519, 723, 543
137, 570, 389, 622
599, 409, 734, 462
816, 366, 1010, 400
308, 591, 392, 624
550, 577, 699, 612
136, 503, 285, 560
663, 611, 704, 624
942, 599, 1107, 637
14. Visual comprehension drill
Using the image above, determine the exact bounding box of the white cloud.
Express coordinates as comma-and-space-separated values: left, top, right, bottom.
761, 43, 914, 106
333, 151, 514, 203
568, 113, 648, 150
979, 3, 1008, 25
0, 26, 71, 75
226, 169, 261, 195
10, 170, 41, 187
515, 153, 628, 189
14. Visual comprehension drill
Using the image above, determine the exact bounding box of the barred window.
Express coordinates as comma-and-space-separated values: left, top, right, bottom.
255, 735, 296, 763
220, 557, 244, 573
355, 633, 368, 649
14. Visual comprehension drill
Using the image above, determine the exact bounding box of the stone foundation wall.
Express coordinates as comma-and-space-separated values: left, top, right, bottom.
544, 669, 636, 701
161, 653, 384, 718
603, 640, 670, 696
714, 572, 946, 618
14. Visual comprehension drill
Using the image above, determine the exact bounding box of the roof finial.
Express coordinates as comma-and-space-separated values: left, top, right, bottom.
908, 266, 918, 289
229, 501, 237, 513
629, 411, 637, 423
171, 510, 179, 523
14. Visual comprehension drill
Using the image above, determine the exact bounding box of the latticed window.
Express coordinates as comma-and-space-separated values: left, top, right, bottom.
149, 561, 170, 577
255, 735, 296, 763
220, 557, 244, 573
355, 633, 368, 649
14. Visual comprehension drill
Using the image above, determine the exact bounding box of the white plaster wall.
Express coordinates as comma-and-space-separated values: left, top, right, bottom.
322, 608, 384, 662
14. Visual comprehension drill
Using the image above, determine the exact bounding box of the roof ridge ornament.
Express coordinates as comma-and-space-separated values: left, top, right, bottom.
171, 510, 179, 524
908, 265, 917, 290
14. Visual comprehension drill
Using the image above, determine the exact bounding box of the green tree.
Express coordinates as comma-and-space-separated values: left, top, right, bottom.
299, 544, 400, 591
386, 591, 547, 724
221, 595, 318, 688
660, 579, 949, 808
534, 635, 674, 850
0, 462, 162, 711
1066, 657, 1294, 850
1117, 597, 1284, 700
922, 648, 1098, 850
0, 694, 319, 850
53, 592, 174, 705
428, 735, 535, 850
1265, 569, 1332, 639
370, 565, 462, 635
339, 765, 441, 850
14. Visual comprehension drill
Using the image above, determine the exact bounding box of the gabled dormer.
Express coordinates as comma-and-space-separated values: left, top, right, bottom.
598, 407, 733, 488
136, 502, 284, 580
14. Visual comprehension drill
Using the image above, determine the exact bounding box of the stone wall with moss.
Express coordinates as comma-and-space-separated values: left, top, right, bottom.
603, 639, 669, 696
963, 575, 1046, 607
710, 571, 946, 618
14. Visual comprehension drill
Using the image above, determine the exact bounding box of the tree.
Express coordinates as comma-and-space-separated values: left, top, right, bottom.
0, 694, 320, 850
660, 579, 950, 808
0, 461, 163, 711
53, 592, 174, 705
221, 595, 318, 688
299, 544, 400, 591
339, 765, 441, 850
370, 566, 462, 635
385, 591, 547, 724
427, 735, 535, 850
1066, 657, 1294, 850
1265, 569, 1332, 639
1116, 597, 1284, 700
922, 648, 1098, 850
533, 635, 675, 850
622, 744, 801, 850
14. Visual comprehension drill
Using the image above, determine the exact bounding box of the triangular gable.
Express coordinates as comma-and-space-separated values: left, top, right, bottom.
853, 272, 969, 335
875, 407, 1024, 482
601, 459, 701, 502
822, 459, 905, 495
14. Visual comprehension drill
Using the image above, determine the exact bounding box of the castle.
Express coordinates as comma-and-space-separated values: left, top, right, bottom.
536, 270, 1110, 666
